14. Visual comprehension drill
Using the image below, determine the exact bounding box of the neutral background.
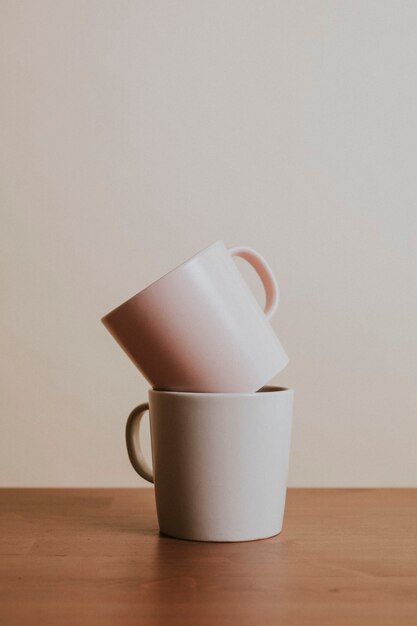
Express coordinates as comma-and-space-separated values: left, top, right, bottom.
1, 1, 416, 487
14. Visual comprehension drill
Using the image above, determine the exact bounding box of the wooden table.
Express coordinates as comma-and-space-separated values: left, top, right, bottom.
0, 489, 416, 625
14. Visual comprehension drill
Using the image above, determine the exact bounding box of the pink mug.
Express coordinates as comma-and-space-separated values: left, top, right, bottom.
101, 241, 288, 392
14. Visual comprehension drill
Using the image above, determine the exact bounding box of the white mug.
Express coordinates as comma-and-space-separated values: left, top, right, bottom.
126, 387, 294, 542
102, 241, 288, 393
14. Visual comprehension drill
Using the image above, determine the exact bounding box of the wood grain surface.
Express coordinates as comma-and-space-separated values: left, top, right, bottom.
0, 489, 416, 625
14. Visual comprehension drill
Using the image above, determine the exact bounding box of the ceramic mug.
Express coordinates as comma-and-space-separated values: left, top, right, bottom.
125, 386, 294, 542
102, 241, 288, 393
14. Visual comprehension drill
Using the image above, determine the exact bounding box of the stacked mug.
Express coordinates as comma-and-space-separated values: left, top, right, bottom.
102, 241, 293, 542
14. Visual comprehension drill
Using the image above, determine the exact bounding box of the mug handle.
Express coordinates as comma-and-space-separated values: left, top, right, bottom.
125, 403, 154, 484
228, 246, 279, 319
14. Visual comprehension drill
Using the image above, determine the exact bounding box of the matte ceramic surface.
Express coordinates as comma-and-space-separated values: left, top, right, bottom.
125, 387, 294, 542
102, 241, 288, 393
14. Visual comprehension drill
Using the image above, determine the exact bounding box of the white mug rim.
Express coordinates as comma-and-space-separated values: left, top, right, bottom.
149, 385, 293, 399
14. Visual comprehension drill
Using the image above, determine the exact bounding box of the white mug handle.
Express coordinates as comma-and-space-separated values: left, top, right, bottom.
228, 246, 279, 319
125, 403, 154, 483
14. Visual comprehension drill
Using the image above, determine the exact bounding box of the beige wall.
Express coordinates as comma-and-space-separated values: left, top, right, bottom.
1, 1, 416, 487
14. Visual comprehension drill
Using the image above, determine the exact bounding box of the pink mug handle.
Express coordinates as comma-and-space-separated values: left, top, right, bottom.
228, 246, 279, 320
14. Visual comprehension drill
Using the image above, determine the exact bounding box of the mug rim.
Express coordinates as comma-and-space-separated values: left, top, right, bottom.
149, 385, 293, 398
101, 240, 224, 322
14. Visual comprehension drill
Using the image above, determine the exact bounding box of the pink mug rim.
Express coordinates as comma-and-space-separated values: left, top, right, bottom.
101, 240, 225, 323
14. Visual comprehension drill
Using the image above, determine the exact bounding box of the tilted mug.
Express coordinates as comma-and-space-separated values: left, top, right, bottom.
102, 241, 288, 393
125, 386, 294, 542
